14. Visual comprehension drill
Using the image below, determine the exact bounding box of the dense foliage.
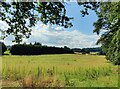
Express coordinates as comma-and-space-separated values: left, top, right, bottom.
0, 42, 7, 55
78, 2, 120, 65
10, 43, 74, 55
94, 2, 120, 65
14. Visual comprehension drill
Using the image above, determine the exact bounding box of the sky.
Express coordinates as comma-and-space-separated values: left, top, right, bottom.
0, 2, 101, 48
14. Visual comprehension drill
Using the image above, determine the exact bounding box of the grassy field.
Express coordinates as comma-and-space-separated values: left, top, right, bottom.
1, 54, 119, 87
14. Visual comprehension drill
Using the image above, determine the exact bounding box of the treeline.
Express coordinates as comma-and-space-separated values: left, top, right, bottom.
1, 41, 105, 55
73, 47, 101, 52
72, 47, 105, 55
0, 42, 7, 55
10, 42, 74, 55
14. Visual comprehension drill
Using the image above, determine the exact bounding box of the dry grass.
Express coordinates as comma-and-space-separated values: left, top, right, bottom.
1, 54, 119, 87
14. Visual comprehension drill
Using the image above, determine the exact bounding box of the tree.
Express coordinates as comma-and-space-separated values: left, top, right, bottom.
78, 2, 120, 65
64, 46, 70, 50
95, 2, 120, 65
0, 2, 73, 43
0, 42, 7, 55
34, 42, 42, 46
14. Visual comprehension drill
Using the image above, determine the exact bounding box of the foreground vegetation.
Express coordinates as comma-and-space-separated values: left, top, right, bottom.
2, 54, 118, 87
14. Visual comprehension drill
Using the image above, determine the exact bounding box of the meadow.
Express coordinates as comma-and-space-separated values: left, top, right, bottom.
1, 54, 119, 87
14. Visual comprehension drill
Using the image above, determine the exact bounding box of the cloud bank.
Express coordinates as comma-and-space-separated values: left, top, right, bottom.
1, 21, 100, 48
23, 23, 100, 48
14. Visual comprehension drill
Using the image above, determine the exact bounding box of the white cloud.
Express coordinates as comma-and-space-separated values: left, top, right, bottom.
1, 21, 100, 48
0, 20, 9, 43
24, 23, 100, 48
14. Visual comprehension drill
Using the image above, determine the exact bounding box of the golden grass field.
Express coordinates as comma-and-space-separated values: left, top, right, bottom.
1, 54, 119, 87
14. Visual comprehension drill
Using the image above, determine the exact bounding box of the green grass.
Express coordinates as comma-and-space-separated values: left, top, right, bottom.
1, 54, 119, 87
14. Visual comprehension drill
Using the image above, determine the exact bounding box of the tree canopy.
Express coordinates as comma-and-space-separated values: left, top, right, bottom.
0, 2, 73, 43
79, 2, 120, 65
95, 2, 120, 65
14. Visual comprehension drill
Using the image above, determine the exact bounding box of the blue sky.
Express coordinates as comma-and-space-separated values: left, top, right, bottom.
0, 2, 101, 48
65, 2, 98, 35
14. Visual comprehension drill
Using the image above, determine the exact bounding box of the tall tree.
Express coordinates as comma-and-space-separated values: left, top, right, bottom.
94, 2, 120, 65
78, 2, 120, 65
